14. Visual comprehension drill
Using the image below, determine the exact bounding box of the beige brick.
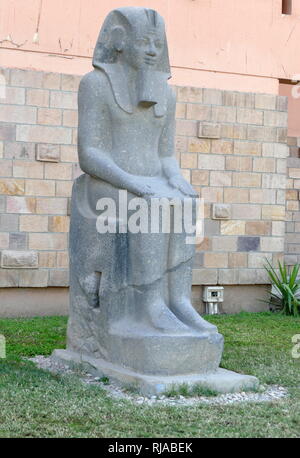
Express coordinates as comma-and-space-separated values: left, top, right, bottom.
56, 180, 73, 197
45, 163, 73, 180
38, 251, 56, 268
232, 172, 261, 187
7, 196, 36, 214
26, 88, 49, 107
191, 170, 209, 186
186, 104, 211, 121
48, 269, 69, 287
211, 140, 233, 154
223, 92, 255, 108
1, 87, 25, 105
262, 142, 289, 158
247, 126, 277, 142
49, 215, 70, 232
210, 171, 232, 186
1, 250, 38, 269
237, 108, 263, 125
225, 156, 252, 171
288, 168, 300, 179
220, 124, 247, 140
203, 88, 223, 105
20, 215, 48, 232
42, 73, 61, 90
0, 105, 36, 124
260, 237, 284, 252
198, 154, 224, 170
264, 111, 288, 127
13, 160, 43, 179
221, 220, 245, 235
261, 205, 285, 221
0, 159, 12, 176
0, 233, 9, 249
272, 221, 285, 236
248, 253, 272, 269
228, 252, 247, 268
50, 91, 77, 109
60, 145, 78, 163
249, 189, 276, 204
180, 153, 197, 169
176, 103, 186, 118
286, 189, 298, 200
196, 237, 212, 252
57, 251, 69, 268
201, 187, 223, 203
276, 159, 286, 174
204, 252, 228, 268
277, 127, 287, 144
224, 188, 249, 203
17, 125, 72, 144
10, 69, 44, 88
245, 221, 271, 236
25, 179, 55, 197
176, 120, 197, 136
192, 268, 218, 285
19, 270, 48, 287
0, 141, 3, 158
212, 236, 237, 251
0, 178, 24, 195
177, 87, 203, 103
218, 269, 239, 285
253, 158, 275, 173
197, 122, 220, 139
211, 106, 236, 123
262, 174, 286, 189
0, 269, 19, 287
29, 233, 67, 250
61, 74, 81, 91
36, 197, 68, 215
231, 204, 261, 220
188, 138, 211, 153
287, 200, 299, 211
37, 108, 62, 125
62, 110, 78, 127
255, 94, 276, 110
36, 144, 60, 162
233, 141, 261, 156
175, 136, 187, 153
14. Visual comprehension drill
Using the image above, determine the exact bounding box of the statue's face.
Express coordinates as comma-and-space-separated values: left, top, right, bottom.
122, 27, 165, 70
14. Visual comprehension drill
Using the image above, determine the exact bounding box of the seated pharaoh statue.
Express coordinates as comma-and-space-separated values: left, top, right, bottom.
53, 7, 258, 394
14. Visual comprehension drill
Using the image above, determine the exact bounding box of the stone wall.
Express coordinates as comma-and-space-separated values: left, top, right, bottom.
0, 67, 289, 307
285, 137, 300, 265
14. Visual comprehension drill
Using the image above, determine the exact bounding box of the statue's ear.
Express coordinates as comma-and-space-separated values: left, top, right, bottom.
111, 26, 126, 52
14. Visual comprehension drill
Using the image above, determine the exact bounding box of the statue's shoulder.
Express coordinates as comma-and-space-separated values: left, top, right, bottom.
166, 84, 177, 110
79, 70, 111, 97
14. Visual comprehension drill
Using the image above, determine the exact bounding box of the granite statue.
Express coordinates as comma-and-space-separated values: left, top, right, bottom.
52, 7, 259, 394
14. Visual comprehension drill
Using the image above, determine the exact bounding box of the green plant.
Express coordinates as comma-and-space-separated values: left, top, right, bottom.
264, 260, 300, 316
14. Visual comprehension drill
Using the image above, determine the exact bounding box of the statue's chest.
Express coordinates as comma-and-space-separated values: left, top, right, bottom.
109, 103, 165, 133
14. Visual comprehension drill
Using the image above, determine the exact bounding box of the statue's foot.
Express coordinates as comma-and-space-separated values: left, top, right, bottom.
170, 299, 217, 334
146, 301, 190, 334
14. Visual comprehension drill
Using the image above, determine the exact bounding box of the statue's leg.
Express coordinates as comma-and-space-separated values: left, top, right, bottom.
169, 258, 217, 334
133, 277, 189, 333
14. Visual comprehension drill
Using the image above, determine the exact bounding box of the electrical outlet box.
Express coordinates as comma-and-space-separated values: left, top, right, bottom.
203, 286, 224, 303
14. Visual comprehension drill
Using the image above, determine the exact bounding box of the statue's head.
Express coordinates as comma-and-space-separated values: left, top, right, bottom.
93, 7, 170, 77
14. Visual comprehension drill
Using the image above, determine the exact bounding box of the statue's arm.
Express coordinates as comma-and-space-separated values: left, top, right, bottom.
159, 88, 197, 197
78, 72, 152, 196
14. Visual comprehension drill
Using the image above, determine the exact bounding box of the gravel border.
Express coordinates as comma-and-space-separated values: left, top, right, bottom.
28, 355, 289, 406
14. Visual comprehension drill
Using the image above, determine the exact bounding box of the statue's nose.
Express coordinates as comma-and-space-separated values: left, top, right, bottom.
146, 42, 157, 57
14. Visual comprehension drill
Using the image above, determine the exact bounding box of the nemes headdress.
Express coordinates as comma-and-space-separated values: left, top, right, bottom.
92, 7, 171, 117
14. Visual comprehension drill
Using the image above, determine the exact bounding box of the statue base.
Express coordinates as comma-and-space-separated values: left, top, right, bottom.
51, 349, 259, 396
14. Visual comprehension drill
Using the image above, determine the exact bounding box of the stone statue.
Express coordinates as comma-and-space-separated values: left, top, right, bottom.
52, 7, 259, 394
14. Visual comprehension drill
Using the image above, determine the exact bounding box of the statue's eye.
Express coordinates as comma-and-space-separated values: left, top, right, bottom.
137, 38, 149, 46
155, 40, 163, 49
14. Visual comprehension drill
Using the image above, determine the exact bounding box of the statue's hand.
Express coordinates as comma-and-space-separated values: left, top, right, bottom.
168, 175, 198, 197
128, 182, 154, 197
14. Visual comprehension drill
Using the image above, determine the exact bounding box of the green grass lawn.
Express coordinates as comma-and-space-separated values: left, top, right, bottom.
0, 312, 300, 438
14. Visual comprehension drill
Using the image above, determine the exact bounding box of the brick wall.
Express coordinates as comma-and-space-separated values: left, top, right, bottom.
0, 67, 289, 290
285, 137, 300, 265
